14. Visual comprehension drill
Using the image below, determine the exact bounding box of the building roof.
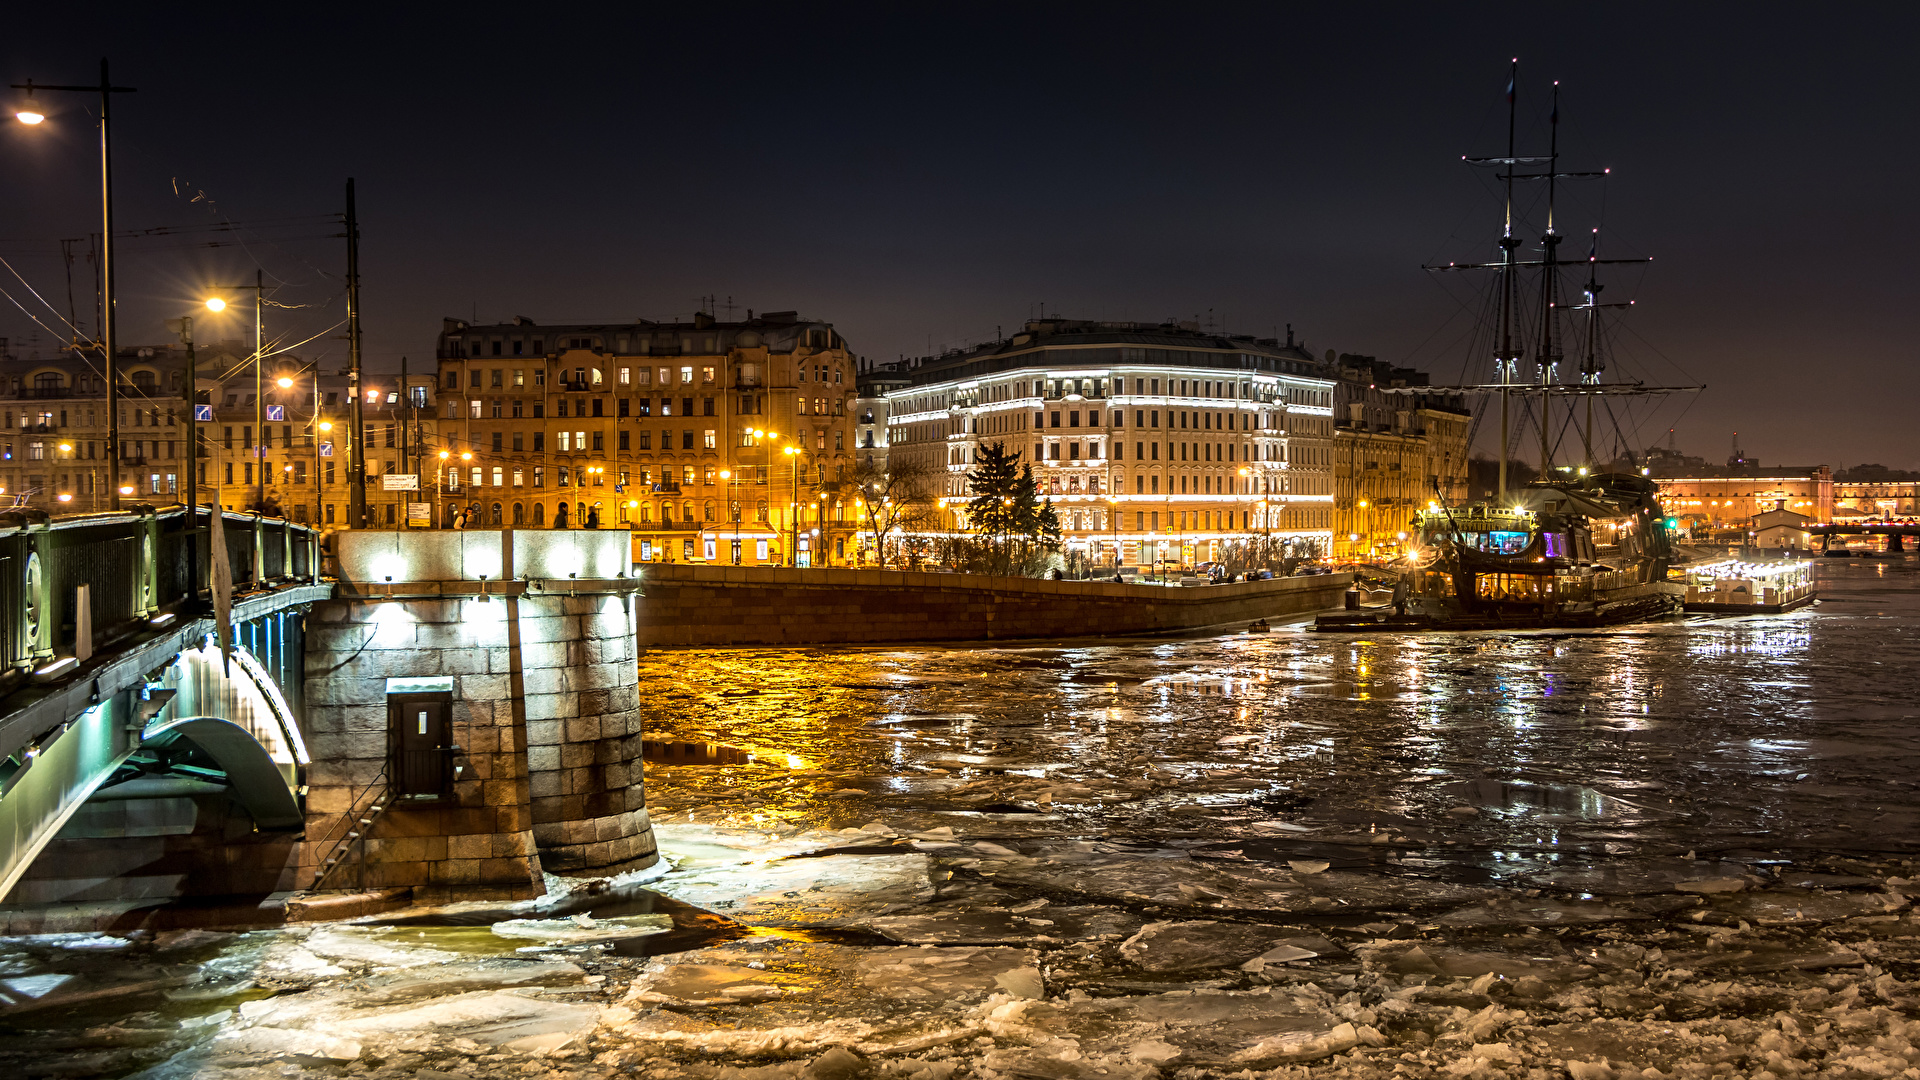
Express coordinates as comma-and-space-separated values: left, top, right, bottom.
887, 318, 1329, 389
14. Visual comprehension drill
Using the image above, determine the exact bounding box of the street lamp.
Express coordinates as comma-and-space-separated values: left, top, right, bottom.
782, 444, 802, 565
15, 62, 135, 509
203, 273, 266, 511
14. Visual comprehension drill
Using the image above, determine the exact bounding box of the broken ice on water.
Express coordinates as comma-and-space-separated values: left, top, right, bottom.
11, 565, 1920, 1078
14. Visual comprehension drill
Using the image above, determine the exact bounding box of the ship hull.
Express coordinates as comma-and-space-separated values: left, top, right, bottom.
1314, 581, 1681, 632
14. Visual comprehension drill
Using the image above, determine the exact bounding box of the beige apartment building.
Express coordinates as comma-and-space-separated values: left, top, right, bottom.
434, 312, 860, 566
882, 319, 1337, 568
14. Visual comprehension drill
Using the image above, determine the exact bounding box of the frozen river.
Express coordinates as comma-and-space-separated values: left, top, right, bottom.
6, 561, 1920, 1079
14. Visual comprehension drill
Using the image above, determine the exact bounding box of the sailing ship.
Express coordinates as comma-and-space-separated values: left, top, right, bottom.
1318, 62, 1701, 631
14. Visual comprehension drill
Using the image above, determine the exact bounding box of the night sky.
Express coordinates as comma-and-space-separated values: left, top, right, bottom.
2, 7, 1914, 468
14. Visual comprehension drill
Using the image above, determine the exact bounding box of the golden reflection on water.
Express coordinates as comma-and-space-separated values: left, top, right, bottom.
635, 563, 1920, 852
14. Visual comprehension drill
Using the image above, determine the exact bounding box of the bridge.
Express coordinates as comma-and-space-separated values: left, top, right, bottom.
1806, 520, 1920, 552
0, 507, 326, 908
0, 511, 656, 926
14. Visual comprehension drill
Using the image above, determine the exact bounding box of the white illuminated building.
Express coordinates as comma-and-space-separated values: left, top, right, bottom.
883, 318, 1336, 565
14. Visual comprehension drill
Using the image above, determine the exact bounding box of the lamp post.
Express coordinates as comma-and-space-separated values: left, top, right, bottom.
203, 274, 265, 511
275, 368, 325, 527
13, 62, 135, 510
782, 444, 802, 566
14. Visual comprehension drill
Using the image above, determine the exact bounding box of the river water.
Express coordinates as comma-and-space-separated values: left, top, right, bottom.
6, 560, 1919, 1079
641, 560, 1920, 865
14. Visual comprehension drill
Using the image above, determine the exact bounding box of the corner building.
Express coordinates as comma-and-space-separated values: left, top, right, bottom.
885, 319, 1336, 566
435, 313, 861, 565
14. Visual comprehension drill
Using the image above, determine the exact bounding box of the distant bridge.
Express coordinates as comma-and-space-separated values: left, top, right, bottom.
0, 508, 325, 904
1805, 521, 1920, 552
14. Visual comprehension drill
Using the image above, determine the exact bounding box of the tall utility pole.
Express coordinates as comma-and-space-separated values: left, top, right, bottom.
398, 356, 410, 489
345, 178, 366, 529
253, 267, 264, 512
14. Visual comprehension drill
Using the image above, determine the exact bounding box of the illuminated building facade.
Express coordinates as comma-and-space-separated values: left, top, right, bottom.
1654, 467, 1833, 531
882, 319, 1336, 567
434, 312, 860, 565
1327, 353, 1472, 559
0, 338, 434, 526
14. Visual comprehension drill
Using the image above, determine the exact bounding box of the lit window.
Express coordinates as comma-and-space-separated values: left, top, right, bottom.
492, 466, 504, 487
704, 429, 716, 449
469, 399, 482, 419
559, 431, 571, 452
512, 468, 524, 486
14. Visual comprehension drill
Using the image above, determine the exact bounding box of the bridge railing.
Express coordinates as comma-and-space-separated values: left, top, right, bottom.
0, 506, 320, 686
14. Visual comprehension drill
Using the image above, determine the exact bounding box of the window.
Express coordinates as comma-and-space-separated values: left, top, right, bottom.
512, 467, 524, 486
469, 400, 482, 419
682, 431, 695, 450
703, 429, 716, 449
591, 398, 603, 417
591, 431, 604, 452
576, 430, 586, 450
559, 431, 572, 452
702, 366, 715, 384
618, 431, 630, 451
492, 466, 504, 487
490, 369, 503, 388
619, 367, 630, 385
533, 432, 544, 451
680, 366, 693, 384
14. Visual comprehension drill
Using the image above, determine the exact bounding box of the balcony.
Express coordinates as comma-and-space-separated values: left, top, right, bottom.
20, 387, 72, 400
560, 381, 594, 393
736, 374, 761, 388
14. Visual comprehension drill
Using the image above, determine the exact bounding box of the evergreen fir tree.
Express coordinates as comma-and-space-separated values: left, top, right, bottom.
1035, 497, 1063, 549
964, 442, 1024, 536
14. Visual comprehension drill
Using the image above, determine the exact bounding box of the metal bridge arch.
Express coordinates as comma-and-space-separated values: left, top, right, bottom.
0, 636, 312, 901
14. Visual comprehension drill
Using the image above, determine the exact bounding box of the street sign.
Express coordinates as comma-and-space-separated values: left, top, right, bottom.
614, 483, 624, 494
319, 442, 334, 458
193, 404, 212, 422
381, 474, 419, 492
406, 502, 432, 527
266, 405, 284, 422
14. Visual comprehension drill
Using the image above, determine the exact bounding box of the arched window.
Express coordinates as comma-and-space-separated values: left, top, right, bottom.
490, 502, 502, 525
704, 500, 715, 522
757, 500, 769, 523
130, 370, 156, 391
33, 372, 61, 391
512, 502, 525, 525
532, 503, 544, 526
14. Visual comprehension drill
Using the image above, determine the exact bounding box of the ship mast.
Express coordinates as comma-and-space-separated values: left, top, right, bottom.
1496, 59, 1521, 503
1536, 82, 1563, 478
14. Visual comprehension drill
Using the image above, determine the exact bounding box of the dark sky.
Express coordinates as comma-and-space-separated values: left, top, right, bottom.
3, 7, 1914, 467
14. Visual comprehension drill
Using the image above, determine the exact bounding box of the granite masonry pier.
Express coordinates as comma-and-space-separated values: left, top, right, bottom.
304, 529, 653, 902
634, 565, 1355, 647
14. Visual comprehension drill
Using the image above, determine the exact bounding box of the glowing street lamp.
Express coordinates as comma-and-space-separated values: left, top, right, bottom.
204, 297, 226, 313
16, 63, 135, 508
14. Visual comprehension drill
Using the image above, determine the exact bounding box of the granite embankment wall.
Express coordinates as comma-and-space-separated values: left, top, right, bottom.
635, 566, 1354, 646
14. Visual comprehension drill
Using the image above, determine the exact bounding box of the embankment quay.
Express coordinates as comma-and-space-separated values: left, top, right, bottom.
632, 564, 1355, 647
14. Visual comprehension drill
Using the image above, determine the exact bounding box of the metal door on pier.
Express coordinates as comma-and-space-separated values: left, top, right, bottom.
390, 693, 452, 799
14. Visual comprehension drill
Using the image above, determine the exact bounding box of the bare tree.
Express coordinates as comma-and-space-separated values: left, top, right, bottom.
850, 457, 940, 566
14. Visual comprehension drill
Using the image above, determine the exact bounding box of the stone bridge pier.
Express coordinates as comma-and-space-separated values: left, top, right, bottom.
304, 528, 654, 902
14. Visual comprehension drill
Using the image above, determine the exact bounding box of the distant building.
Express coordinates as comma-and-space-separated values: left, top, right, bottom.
853, 362, 912, 475
435, 312, 860, 566
1752, 502, 1814, 551
1325, 352, 1473, 559
1654, 466, 1833, 528
0, 337, 431, 526
879, 318, 1336, 568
